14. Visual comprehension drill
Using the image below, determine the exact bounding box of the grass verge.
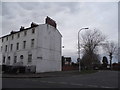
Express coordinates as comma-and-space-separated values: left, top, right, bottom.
79, 70, 98, 74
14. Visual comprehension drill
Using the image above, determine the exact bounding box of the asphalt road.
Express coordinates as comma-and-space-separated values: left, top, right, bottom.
2, 70, 119, 88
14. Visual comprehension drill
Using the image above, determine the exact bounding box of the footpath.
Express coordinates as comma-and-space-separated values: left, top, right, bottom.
2, 70, 81, 78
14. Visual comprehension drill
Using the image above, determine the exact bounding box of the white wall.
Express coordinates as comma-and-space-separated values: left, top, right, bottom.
1, 27, 38, 66
36, 24, 62, 73
0, 39, 2, 65
0, 24, 62, 73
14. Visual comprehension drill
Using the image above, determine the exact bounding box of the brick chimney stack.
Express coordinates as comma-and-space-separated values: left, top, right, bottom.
45, 16, 57, 28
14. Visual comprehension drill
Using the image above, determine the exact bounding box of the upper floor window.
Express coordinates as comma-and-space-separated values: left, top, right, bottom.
18, 33, 20, 38
31, 39, 35, 48
32, 28, 35, 34
10, 44, 13, 51
16, 43, 19, 50
23, 41, 26, 49
12, 35, 14, 40
5, 45, 7, 52
1, 46, 2, 51
6, 37, 8, 41
2, 38, 4, 42
24, 31, 27, 36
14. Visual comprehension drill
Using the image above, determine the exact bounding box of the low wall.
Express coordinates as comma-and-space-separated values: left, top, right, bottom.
62, 65, 78, 71
112, 64, 120, 71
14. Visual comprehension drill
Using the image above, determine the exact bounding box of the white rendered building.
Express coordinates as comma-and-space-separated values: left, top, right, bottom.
0, 17, 62, 73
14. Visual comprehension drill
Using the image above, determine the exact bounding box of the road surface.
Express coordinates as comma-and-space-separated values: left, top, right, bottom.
2, 70, 119, 88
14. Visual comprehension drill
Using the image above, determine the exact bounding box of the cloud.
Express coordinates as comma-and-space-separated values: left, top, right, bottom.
2, 2, 118, 62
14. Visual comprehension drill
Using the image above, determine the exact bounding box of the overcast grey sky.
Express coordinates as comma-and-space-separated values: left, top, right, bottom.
1, 2, 118, 62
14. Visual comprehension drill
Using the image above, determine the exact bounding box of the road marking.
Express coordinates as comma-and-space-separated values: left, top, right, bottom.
46, 81, 56, 84
40, 81, 48, 83
59, 82, 68, 84
69, 83, 83, 86
87, 85, 99, 87
100, 86, 116, 88
39, 81, 97, 88
15, 78, 116, 88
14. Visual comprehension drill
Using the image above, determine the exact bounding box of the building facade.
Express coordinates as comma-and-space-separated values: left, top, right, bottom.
0, 17, 62, 73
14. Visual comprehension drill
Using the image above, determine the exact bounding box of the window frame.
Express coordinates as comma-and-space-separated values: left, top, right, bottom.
20, 55, 24, 59
31, 39, 35, 48
24, 31, 27, 36
10, 44, 13, 51
6, 37, 8, 41
32, 28, 35, 34
23, 41, 26, 49
7, 56, 10, 65
17, 33, 20, 38
14, 56, 17, 63
5, 45, 7, 52
28, 54, 32, 63
3, 56, 5, 63
16, 43, 19, 50
2, 38, 4, 42
12, 35, 14, 40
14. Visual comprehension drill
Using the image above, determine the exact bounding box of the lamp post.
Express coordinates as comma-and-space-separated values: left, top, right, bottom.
78, 28, 89, 72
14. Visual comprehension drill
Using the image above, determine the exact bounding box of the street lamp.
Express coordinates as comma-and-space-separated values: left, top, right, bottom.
78, 28, 89, 72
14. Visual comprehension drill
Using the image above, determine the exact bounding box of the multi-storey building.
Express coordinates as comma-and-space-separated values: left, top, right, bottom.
0, 16, 62, 73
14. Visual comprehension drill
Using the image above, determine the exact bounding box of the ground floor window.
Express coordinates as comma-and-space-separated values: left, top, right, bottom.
14, 56, 17, 63
20, 55, 24, 59
7, 56, 10, 64
2, 56, 5, 63
28, 54, 32, 63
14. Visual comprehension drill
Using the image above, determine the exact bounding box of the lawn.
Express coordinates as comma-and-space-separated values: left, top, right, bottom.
79, 70, 98, 74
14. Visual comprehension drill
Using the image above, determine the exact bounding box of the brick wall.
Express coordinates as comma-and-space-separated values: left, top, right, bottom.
62, 65, 78, 71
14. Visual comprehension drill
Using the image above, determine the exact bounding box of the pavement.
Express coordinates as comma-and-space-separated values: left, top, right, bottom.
2, 70, 84, 78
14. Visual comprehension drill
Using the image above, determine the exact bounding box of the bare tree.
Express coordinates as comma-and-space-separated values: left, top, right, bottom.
80, 29, 106, 69
102, 41, 117, 69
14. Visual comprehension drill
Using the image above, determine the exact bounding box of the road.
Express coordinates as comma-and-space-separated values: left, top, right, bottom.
2, 70, 119, 88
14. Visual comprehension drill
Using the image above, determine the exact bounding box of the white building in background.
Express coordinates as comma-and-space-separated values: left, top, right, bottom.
0, 16, 62, 73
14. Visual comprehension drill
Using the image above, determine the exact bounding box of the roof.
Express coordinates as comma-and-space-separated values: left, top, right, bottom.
0, 23, 39, 39
0, 16, 62, 38
0, 23, 62, 39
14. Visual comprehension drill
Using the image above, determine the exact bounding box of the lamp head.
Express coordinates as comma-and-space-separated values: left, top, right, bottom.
84, 28, 89, 29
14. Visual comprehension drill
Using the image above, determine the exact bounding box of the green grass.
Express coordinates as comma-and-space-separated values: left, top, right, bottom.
79, 70, 98, 74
